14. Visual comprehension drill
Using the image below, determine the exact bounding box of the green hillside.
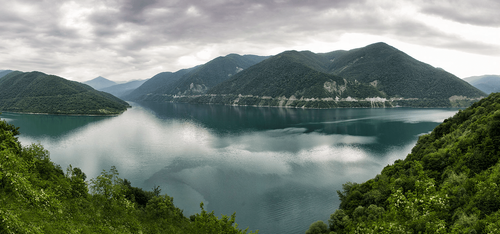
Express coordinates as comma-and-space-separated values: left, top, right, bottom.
200, 50, 386, 108
307, 93, 500, 233
126, 42, 485, 108
147, 54, 268, 97
0, 70, 12, 79
0, 119, 257, 233
329, 42, 485, 99
0, 71, 130, 115
123, 69, 192, 101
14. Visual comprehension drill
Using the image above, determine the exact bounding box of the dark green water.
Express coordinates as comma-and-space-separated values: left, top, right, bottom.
1, 103, 460, 234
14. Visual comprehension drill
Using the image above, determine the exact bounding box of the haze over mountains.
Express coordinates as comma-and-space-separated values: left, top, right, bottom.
0, 70, 12, 79
126, 42, 485, 108
0, 42, 490, 113
84, 76, 148, 98
463, 75, 500, 94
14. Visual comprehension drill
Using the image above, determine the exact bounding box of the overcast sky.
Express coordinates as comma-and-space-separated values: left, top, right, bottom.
1, 0, 499, 82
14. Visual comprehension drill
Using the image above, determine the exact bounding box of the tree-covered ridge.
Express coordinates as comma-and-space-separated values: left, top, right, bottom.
0, 118, 257, 233
160, 54, 269, 96
306, 92, 500, 233
329, 42, 485, 99
125, 54, 269, 102
124, 69, 192, 101
0, 71, 130, 115
208, 51, 385, 99
132, 42, 484, 108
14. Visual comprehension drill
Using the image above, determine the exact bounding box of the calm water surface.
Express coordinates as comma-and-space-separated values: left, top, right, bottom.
2, 103, 460, 234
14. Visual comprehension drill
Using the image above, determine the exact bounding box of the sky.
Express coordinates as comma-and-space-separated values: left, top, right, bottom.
1, 0, 499, 82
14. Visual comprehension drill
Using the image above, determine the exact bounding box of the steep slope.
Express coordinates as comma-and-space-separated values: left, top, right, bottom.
101, 79, 148, 98
329, 42, 485, 100
84, 76, 117, 90
464, 75, 500, 94
209, 50, 382, 99
309, 93, 500, 233
123, 69, 192, 101
159, 54, 269, 96
0, 70, 12, 79
196, 51, 386, 108
0, 71, 130, 115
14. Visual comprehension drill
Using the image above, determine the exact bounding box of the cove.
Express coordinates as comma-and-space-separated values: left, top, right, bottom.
2, 103, 460, 233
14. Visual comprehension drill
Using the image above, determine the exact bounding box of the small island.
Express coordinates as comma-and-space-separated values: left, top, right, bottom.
0, 71, 130, 115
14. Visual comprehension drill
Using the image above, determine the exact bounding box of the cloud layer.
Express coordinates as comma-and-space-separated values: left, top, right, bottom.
1, 0, 499, 81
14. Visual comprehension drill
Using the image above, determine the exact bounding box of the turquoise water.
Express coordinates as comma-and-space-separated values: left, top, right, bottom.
2, 103, 459, 233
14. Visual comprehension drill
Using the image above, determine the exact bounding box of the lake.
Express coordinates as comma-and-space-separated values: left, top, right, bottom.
1, 103, 460, 233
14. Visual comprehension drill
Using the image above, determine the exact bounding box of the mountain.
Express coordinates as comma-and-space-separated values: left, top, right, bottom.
126, 54, 269, 102
200, 50, 386, 108
192, 43, 484, 108
0, 71, 130, 115
328, 42, 485, 100
123, 69, 192, 101
84, 76, 117, 90
0, 70, 12, 78
100, 79, 148, 98
307, 92, 500, 233
463, 75, 500, 94
160, 54, 269, 96
129, 42, 485, 108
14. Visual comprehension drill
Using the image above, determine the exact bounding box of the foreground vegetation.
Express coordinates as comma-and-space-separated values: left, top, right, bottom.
307, 93, 500, 233
0, 119, 257, 233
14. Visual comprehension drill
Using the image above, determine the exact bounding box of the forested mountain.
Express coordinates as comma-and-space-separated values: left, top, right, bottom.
123, 69, 192, 101
0, 119, 257, 233
100, 79, 148, 98
158, 54, 269, 96
0, 70, 12, 79
197, 50, 386, 108
126, 54, 269, 102
83, 76, 117, 90
329, 42, 485, 100
128, 42, 485, 108
0, 71, 130, 115
306, 92, 500, 233
464, 75, 500, 94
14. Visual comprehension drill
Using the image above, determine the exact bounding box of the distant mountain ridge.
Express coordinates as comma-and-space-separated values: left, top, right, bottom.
127, 42, 485, 108
84, 76, 117, 90
0, 71, 130, 115
100, 79, 148, 98
0, 70, 12, 79
464, 75, 500, 94
125, 54, 269, 102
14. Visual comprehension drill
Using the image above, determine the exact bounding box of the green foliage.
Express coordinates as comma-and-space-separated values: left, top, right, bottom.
190, 202, 258, 234
0, 71, 130, 115
0, 119, 257, 233
305, 220, 328, 234
330, 42, 485, 99
137, 43, 484, 108
316, 92, 500, 233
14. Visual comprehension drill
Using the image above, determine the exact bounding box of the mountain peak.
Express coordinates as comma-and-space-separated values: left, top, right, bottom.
84, 76, 117, 90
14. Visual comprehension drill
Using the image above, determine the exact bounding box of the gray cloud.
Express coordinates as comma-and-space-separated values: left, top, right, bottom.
0, 0, 498, 81
419, 0, 500, 27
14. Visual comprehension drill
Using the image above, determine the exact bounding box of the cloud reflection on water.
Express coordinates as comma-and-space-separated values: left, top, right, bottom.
12, 104, 460, 234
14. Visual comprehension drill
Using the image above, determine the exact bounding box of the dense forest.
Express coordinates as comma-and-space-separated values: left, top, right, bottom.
127, 42, 485, 108
306, 92, 500, 233
0, 118, 258, 233
0, 71, 130, 115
